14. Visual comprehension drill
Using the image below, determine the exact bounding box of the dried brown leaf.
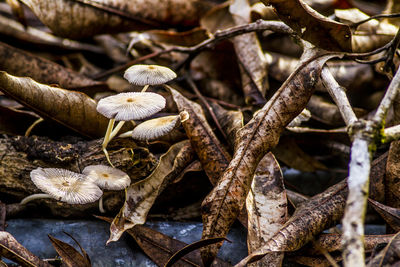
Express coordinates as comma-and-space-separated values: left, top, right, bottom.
0, 14, 103, 53
108, 140, 195, 243
48, 233, 91, 267
0, 42, 108, 95
0, 231, 51, 267
385, 141, 400, 211
369, 198, 400, 232
169, 87, 231, 185
5, 0, 27, 27
246, 152, 287, 267
0, 71, 108, 138
367, 231, 400, 267
272, 137, 327, 172
200, 52, 341, 265
209, 102, 243, 151
230, 0, 268, 104
21, 0, 213, 39
0, 106, 39, 136
235, 181, 347, 267
98, 216, 230, 267
261, 0, 352, 52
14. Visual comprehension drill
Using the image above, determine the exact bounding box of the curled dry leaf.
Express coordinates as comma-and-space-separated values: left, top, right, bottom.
367, 232, 400, 267
200, 52, 341, 265
48, 233, 91, 267
21, 0, 214, 39
260, 0, 352, 52
0, 14, 103, 53
385, 141, 400, 210
209, 102, 243, 151
235, 180, 348, 267
0, 41, 108, 94
0, 71, 108, 138
98, 216, 230, 267
108, 140, 195, 243
246, 152, 287, 267
368, 198, 400, 232
0, 231, 51, 267
230, 0, 268, 104
169, 86, 231, 185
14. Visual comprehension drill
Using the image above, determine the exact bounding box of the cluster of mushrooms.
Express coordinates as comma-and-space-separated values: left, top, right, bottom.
22, 64, 183, 212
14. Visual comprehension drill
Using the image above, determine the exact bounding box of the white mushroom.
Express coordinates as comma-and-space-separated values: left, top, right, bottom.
21, 168, 103, 205
131, 115, 181, 141
96, 92, 166, 166
82, 165, 131, 213
123, 64, 177, 92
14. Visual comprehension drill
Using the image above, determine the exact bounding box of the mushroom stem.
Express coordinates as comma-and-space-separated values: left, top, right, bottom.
99, 196, 105, 213
118, 130, 133, 138
110, 121, 126, 140
20, 193, 53, 205
102, 118, 116, 167
141, 85, 149, 92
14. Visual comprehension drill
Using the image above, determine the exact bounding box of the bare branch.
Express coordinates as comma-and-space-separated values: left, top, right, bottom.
320, 67, 357, 126
384, 124, 400, 143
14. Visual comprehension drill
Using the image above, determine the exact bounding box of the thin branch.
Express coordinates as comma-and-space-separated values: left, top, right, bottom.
94, 20, 293, 79
349, 13, 400, 29
384, 124, 400, 143
373, 61, 400, 124
320, 67, 357, 126
185, 76, 228, 141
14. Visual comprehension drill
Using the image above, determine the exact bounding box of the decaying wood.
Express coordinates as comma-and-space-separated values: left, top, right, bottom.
0, 136, 156, 217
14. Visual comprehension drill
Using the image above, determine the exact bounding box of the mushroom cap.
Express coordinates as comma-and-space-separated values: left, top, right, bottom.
82, 165, 131, 190
96, 92, 166, 121
123, 64, 177, 86
131, 115, 180, 141
30, 168, 103, 204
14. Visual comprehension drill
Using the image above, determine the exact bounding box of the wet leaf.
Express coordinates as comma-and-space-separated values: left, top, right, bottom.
0, 42, 108, 95
368, 198, 400, 232
230, 0, 268, 104
21, 0, 213, 39
367, 231, 400, 267
261, 0, 352, 52
108, 140, 195, 243
98, 216, 230, 267
235, 180, 348, 267
246, 152, 287, 267
0, 71, 108, 138
200, 52, 341, 265
48, 233, 91, 267
169, 87, 231, 185
0, 231, 51, 267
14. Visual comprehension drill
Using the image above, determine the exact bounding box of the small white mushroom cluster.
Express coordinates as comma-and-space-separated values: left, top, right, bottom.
96, 64, 183, 167
21, 165, 131, 213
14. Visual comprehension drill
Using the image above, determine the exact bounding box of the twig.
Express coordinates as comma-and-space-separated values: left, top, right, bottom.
185, 76, 228, 141
349, 13, 400, 29
320, 67, 357, 126
384, 124, 400, 143
94, 20, 292, 79
373, 52, 400, 124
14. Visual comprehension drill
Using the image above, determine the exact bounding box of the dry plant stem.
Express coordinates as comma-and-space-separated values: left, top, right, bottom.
99, 195, 105, 213
320, 67, 357, 126
20, 193, 52, 205
141, 85, 149, 92
25, 117, 44, 137
94, 20, 292, 79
